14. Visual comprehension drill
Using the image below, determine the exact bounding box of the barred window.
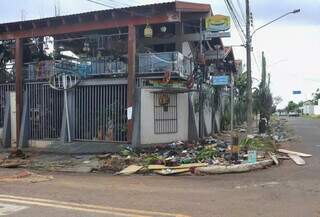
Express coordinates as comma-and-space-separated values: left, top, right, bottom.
154, 93, 178, 134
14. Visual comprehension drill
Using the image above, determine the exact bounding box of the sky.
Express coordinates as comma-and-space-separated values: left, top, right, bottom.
1, 0, 319, 108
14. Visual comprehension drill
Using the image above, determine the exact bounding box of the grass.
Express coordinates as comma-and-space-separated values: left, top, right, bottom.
302, 114, 320, 120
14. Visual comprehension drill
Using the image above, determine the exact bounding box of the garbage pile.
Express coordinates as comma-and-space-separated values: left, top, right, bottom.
100, 135, 276, 176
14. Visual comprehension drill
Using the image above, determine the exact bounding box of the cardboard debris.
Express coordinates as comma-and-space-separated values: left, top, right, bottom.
148, 163, 208, 171
115, 165, 144, 175
288, 154, 306, 165
277, 149, 312, 158
154, 168, 190, 176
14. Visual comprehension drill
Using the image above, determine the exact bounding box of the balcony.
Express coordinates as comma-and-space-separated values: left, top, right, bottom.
138, 52, 192, 78
22, 57, 128, 81
6, 52, 192, 82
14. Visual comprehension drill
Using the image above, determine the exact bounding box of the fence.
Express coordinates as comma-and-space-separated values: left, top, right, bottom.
73, 84, 127, 142
0, 83, 15, 127
25, 82, 64, 140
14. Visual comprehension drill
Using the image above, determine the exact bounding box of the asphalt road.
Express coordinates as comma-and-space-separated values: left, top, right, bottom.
0, 117, 320, 217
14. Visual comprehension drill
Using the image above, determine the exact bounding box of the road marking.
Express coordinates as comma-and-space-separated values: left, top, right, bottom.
0, 195, 190, 217
0, 202, 28, 216
0, 198, 148, 217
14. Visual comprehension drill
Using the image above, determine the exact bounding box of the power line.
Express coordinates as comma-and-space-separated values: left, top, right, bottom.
224, 0, 246, 44
228, 0, 245, 26
87, 0, 150, 18
235, 0, 246, 23
105, 0, 133, 8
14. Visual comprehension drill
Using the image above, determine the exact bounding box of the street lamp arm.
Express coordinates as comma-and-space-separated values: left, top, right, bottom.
251, 9, 300, 38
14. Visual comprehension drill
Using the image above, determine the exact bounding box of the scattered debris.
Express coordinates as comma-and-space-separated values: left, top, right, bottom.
154, 168, 190, 176
277, 149, 312, 158
288, 154, 306, 165
0, 170, 32, 180
195, 159, 274, 175
115, 165, 144, 175
0, 170, 53, 183
268, 152, 279, 165
148, 163, 208, 171
0, 159, 29, 168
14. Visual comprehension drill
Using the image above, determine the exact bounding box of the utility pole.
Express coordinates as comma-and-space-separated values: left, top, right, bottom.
230, 70, 234, 131
245, 0, 253, 133
198, 17, 204, 139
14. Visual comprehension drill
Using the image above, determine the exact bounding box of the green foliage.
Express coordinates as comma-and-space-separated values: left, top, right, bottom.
312, 88, 320, 105
143, 154, 161, 165
240, 137, 275, 152
234, 72, 247, 124
196, 146, 218, 161
252, 52, 274, 120
286, 101, 303, 113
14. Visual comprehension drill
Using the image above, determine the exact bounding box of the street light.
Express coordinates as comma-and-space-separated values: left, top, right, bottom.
251, 9, 301, 38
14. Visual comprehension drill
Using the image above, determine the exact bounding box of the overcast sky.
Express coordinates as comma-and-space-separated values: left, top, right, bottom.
1, 0, 319, 108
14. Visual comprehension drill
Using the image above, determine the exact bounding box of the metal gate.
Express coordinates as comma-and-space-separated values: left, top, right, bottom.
73, 84, 127, 142
5, 82, 127, 142
25, 82, 64, 140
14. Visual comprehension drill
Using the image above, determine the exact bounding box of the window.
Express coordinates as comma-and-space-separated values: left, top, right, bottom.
154, 93, 178, 134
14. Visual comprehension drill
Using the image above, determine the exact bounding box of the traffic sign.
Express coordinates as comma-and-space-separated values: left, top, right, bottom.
211, 75, 230, 86
292, 90, 302, 95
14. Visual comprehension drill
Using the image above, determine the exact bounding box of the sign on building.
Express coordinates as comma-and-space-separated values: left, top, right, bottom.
211, 75, 230, 86
204, 31, 231, 40
205, 15, 231, 32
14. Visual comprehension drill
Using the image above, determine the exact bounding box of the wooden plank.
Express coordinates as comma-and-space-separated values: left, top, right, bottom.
288, 154, 306, 165
154, 168, 190, 176
115, 165, 143, 175
148, 163, 208, 170
277, 149, 312, 158
268, 152, 279, 165
195, 160, 273, 174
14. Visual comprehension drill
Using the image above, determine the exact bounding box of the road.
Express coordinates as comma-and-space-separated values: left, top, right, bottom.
0, 117, 320, 217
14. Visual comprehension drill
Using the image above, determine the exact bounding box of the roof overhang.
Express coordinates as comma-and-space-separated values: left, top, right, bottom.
0, 1, 211, 41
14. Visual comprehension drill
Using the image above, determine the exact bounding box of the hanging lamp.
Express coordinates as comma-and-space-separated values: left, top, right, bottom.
144, 21, 153, 38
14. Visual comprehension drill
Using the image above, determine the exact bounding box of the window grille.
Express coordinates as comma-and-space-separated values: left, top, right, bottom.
154, 93, 178, 134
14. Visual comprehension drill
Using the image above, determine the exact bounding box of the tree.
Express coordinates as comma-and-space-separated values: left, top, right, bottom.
253, 52, 273, 121
273, 96, 283, 108
286, 101, 303, 113
312, 88, 320, 105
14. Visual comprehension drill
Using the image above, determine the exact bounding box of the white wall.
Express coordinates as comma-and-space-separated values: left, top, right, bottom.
314, 105, 320, 115
140, 89, 189, 144
303, 104, 314, 115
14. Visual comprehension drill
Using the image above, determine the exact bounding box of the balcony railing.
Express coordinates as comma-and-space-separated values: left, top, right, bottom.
19, 57, 128, 81
138, 52, 192, 77
5, 52, 192, 81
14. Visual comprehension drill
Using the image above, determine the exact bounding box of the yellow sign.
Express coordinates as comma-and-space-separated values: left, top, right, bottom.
205, 15, 231, 32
